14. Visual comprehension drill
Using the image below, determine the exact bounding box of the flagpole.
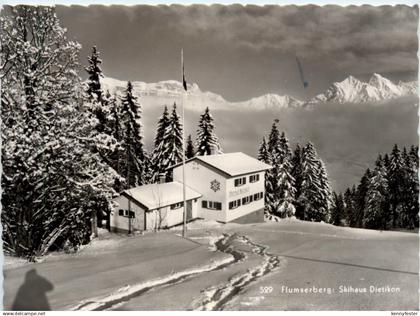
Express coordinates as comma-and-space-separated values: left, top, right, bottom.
181, 49, 187, 238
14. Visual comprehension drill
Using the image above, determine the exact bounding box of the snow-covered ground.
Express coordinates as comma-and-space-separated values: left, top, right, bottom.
4, 220, 418, 311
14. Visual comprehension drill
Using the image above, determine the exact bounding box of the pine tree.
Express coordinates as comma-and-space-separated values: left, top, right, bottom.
85, 46, 103, 102
344, 188, 357, 226
264, 123, 282, 215
291, 143, 305, 219
363, 161, 389, 229
257, 137, 270, 163
154, 106, 170, 148
1, 6, 115, 257
186, 134, 195, 159
316, 160, 333, 222
84, 46, 111, 134
330, 192, 345, 226
196, 107, 222, 156
279, 132, 293, 161
262, 125, 297, 218
162, 103, 183, 181
353, 168, 372, 228
150, 106, 172, 182
299, 142, 330, 222
267, 123, 281, 160
120, 81, 146, 187
388, 144, 405, 228
401, 146, 419, 229
277, 133, 296, 217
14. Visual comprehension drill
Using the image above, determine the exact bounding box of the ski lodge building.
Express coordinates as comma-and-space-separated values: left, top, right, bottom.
110, 152, 272, 233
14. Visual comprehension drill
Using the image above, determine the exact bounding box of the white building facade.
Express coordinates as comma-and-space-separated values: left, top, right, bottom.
172, 152, 271, 223
110, 152, 271, 233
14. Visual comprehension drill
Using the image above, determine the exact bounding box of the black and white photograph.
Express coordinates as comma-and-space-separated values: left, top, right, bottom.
1, 3, 419, 311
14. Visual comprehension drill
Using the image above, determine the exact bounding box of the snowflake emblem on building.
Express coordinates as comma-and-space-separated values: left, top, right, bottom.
210, 179, 220, 192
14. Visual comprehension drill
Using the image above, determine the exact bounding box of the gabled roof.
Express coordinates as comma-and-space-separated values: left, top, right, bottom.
121, 181, 202, 211
168, 152, 272, 177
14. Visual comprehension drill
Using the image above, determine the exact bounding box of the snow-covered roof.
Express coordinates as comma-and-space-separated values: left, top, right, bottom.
121, 182, 202, 211
169, 152, 272, 177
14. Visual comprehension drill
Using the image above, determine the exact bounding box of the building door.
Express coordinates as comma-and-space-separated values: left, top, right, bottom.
187, 201, 193, 220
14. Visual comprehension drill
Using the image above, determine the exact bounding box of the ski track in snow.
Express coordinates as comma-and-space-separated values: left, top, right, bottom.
71, 234, 246, 311
71, 233, 285, 311
191, 235, 287, 311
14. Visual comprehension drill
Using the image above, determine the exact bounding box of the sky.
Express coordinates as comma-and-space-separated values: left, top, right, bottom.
56, 4, 419, 102
53, 4, 419, 191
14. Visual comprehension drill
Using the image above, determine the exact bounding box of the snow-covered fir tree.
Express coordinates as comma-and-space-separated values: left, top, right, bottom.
352, 168, 372, 228
257, 137, 270, 163
154, 105, 170, 148
388, 144, 406, 228
150, 106, 171, 182
344, 187, 357, 226
299, 142, 330, 222
84, 46, 111, 134
196, 107, 222, 156
1, 6, 115, 258
291, 143, 305, 219
186, 134, 195, 159
161, 103, 183, 181
330, 192, 345, 226
264, 123, 282, 215
120, 81, 147, 187
401, 146, 419, 228
261, 124, 296, 217
276, 133, 296, 218
316, 160, 333, 222
363, 160, 389, 229
85, 46, 103, 102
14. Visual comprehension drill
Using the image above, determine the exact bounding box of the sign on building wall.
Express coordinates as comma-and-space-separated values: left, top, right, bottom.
228, 187, 250, 198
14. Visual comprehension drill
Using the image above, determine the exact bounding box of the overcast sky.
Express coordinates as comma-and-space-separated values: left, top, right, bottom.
56, 4, 418, 102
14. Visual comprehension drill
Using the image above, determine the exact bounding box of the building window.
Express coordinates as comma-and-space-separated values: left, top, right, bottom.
249, 174, 260, 183
119, 209, 135, 218
254, 192, 264, 201
170, 202, 184, 210
202, 200, 222, 210
234, 177, 246, 187
242, 196, 253, 205
229, 199, 242, 210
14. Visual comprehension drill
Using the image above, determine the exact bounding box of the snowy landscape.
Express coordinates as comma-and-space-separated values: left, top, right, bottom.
1, 4, 418, 312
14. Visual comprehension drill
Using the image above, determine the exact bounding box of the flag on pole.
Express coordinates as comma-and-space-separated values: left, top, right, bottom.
182, 50, 187, 91
181, 49, 187, 238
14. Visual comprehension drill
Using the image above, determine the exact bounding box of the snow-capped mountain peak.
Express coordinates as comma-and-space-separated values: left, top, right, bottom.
100, 74, 416, 111
308, 74, 417, 105
232, 93, 303, 109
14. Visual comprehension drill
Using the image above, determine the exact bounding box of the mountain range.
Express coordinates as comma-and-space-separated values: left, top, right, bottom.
101, 73, 418, 111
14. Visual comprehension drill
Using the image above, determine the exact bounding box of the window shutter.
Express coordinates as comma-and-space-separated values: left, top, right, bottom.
216, 202, 222, 210
119, 209, 124, 216
202, 201, 207, 208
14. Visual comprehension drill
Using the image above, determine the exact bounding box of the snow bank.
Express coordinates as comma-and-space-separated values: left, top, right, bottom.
3, 256, 31, 269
